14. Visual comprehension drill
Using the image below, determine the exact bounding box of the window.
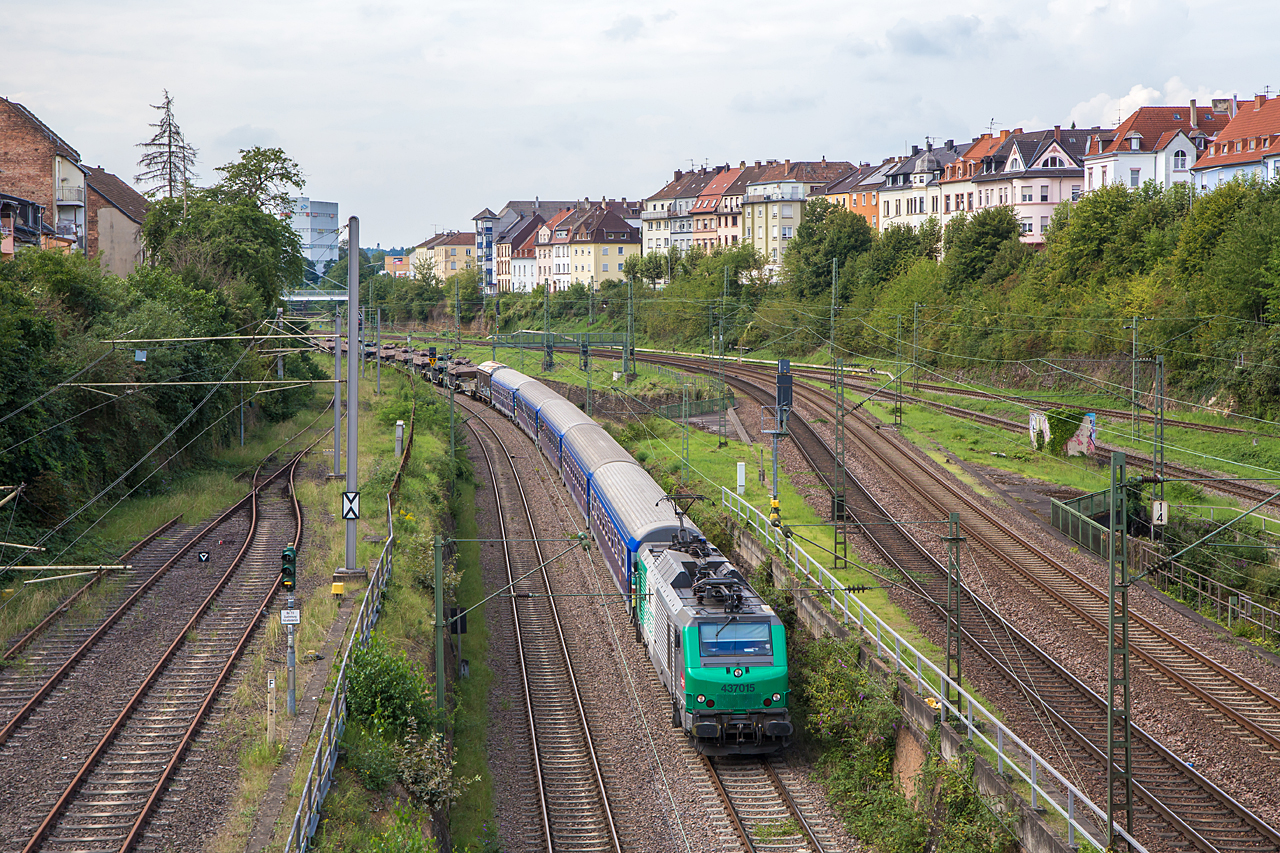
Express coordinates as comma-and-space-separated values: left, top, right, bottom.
1042, 156, 1065, 168
895, 199, 901, 216
1040, 185, 1049, 202
883, 200, 889, 217
1130, 137, 1141, 151
1101, 166, 1107, 184
450, 248, 457, 256
698, 621, 773, 657
781, 226, 793, 238
1040, 215, 1049, 232
1173, 150, 1188, 170
746, 227, 752, 238
1022, 186, 1033, 202
1020, 220, 1033, 234
1130, 169, 1141, 188
944, 195, 951, 213
602, 264, 609, 272
780, 204, 793, 218
931, 196, 938, 213
732, 215, 737, 226
771, 225, 778, 238
450, 261, 457, 270
1088, 168, 1094, 190
1071, 185, 1081, 201
771, 205, 778, 218
602, 247, 609, 255
967, 192, 973, 209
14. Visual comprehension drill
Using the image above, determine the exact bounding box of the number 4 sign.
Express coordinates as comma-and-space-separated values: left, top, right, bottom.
1152, 500, 1169, 526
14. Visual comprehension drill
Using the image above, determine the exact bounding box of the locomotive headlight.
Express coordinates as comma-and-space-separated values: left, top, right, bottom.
696, 694, 706, 704
733, 668, 743, 678
772, 693, 782, 702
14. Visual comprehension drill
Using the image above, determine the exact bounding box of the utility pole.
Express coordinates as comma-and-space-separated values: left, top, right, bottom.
375, 307, 382, 395
333, 311, 342, 476
343, 217, 360, 575
276, 306, 285, 379
1131, 317, 1138, 440
625, 275, 634, 379
588, 278, 594, 325
942, 513, 965, 710
830, 256, 838, 364
492, 297, 500, 363
434, 535, 446, 711
543, 280, 553, 372
765, 361, 792, 528
1153, 355, 1165, 543
583, 334, 592, 417
912, 302, 922, 392
834, 357, 848, 573
681, 384, 690, 477
894, 315, 903, 429
1107, 452, 1134, 845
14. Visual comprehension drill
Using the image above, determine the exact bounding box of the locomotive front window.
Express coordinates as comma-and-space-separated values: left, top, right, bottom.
699, 621, 772, 657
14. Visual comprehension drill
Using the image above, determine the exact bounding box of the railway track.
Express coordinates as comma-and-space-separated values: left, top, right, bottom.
460, 394, 621, 853
704, 756, 834, 853
682, 358, 1280, 851
0, 428, 323, 853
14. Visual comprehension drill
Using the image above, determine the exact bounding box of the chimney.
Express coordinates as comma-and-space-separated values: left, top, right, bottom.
674, 169, 683, 180
740, 160, 746, 169
784, 159, 791, 171
1189, 99, 1198, 129
755, 160, 761, 168
911, 145, 920, 156
821, 156, 826, 164
1000, 129, 1010, 141
945, 139, 954, 150
1054, 125, 1061, 141
1257, 93, 1267, 110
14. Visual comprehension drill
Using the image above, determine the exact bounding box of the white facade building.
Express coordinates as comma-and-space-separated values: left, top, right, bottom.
289, 197, 340, 273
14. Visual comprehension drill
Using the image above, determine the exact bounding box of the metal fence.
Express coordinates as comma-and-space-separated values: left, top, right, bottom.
1137, 544, 1280, 644
653, 393, 735, 420
1050, 489, 1111, 558
719, 487, 1145, 853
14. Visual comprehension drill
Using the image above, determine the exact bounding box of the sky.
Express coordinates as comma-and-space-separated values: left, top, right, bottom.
2, 0, 1273, 249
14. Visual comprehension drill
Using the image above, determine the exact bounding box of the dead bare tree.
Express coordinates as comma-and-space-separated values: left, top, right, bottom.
134, 90, 198, 199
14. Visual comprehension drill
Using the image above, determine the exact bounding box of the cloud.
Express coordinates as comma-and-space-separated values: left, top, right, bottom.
1068, 77, 1235, 128
730, 90, 817, 115
604, 15, 644, 41
886, 15, 982, 57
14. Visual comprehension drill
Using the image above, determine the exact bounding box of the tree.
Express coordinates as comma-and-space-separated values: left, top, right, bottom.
212, 147, 305, 216
134, 90, 198, 198
941, 207, 1020, 295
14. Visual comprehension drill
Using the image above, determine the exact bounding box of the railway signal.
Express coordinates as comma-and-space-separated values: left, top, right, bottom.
281, 545, 297, 590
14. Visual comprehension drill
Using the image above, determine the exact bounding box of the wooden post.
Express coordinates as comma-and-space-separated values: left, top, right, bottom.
267, 670, 277, 745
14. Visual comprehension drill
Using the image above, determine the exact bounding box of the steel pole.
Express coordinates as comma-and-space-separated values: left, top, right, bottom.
435, 535, 445, 710
345, 217, 360, 572
375, 307, 382, 395
333, 312, 342, 476
286, 593, 297, 715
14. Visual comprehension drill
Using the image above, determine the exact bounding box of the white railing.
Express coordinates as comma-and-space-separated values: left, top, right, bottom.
720, 487, 1145, 853
284, 493, 396, 853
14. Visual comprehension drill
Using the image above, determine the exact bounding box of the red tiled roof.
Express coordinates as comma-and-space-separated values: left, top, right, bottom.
1094, 105, 1220, 156
754, 159, 856, 184
1194, 96, 1280, 170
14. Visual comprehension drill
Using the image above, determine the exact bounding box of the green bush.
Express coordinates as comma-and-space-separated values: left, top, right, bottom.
359, 805, 436, 853
348, 633, 434, 738
342, 721, 398, 790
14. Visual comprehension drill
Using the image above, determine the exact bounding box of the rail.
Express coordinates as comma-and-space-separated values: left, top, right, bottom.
284, 396, 417, 853
719, 487, 1146, 853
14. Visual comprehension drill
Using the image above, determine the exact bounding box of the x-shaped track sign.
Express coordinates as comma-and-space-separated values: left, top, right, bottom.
341, 491, 360, 520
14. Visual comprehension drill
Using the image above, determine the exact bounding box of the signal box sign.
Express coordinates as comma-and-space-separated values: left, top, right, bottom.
280, 609, 301, 625
342, 492, 360, 520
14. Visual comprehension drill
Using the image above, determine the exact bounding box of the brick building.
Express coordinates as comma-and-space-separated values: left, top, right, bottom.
0, 97, 87, 251
84, 166, 148, 276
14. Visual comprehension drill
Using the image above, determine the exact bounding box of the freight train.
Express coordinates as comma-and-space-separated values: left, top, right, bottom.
367, 341, 792, 754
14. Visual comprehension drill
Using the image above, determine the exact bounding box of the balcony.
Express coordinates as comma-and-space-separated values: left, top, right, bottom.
56, 221, 81, 238
56, 186, 85, 205
742, 192, 803, 203
640, 209, 672, 221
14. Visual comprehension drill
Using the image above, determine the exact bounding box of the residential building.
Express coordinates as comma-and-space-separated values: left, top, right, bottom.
510, 227, 540, 293
1083, 102, 1218, 192
473, 199, 576, 295
716, 161, 774, 247
846, 158, 899, 230
84, 166, 148, 277
1, 192, 51, 259
691, 166, 741, 250
561, 203, 640, 286
971, 127, 1103, 242
288, 197, 340, 273
816, 165, 872, 213
741, 158, 857, 268
430, 232, 476, 279
878, 142, 965, 232
408, 232, 450, 277
938, 134, 1003, 224
0, 97, 87, 252
642, 168, 723, 254
536, 207, 577, 290
1191, 94, 1280, 189
383, 252, 410, 277
494, 212, 544, 292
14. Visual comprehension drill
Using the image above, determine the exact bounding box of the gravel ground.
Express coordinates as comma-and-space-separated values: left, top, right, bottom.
759, 391, 1280, 843
468, 400, 857, 853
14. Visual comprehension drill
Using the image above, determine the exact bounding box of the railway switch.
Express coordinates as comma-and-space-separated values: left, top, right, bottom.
281, 545, 297, 590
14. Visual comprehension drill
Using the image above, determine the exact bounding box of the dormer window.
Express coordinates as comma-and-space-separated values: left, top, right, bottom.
1042, 156, 1065, 168
1130, 137, 1141, 151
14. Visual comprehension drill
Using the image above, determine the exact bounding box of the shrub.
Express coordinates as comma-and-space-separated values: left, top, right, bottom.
342, 721, 398, 790
347, 633, 434, 738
